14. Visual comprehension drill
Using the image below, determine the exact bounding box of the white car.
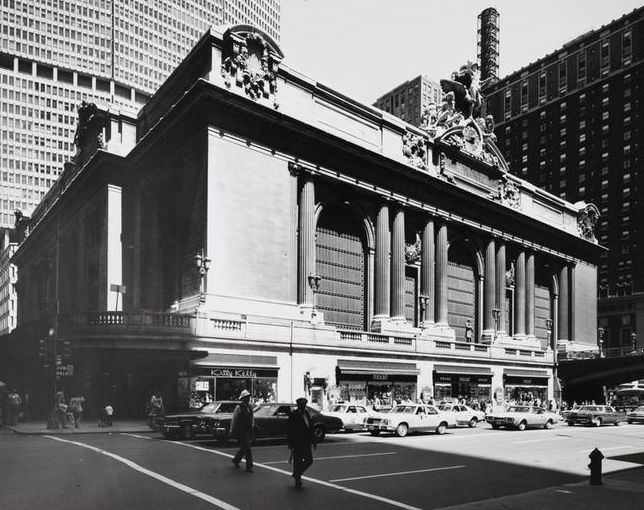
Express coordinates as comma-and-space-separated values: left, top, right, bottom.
324, 404, 371, 431
437, 403, 486, 428
365, 404, 456, 437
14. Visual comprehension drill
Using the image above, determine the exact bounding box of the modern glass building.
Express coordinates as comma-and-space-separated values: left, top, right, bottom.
0, 0, 281, 228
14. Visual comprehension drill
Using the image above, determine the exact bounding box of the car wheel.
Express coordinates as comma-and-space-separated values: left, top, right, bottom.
436, 422, 447, 435
313, 425, 326, 443
491, 424, 500, 430
567, 421, 574, 426
544, 420, 553, 429
614, 421, 620, 426
369, 430, 381, 436
468, 417, 478, 428
161, 431, 173, 439
395, 423, 408, 437
517, 421, 527, 431
592, 417, 602, 427
628, 420, 633, 424
180, 425, 194, 440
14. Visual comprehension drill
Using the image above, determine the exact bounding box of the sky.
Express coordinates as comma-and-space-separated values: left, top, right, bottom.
280, 0, 643, 104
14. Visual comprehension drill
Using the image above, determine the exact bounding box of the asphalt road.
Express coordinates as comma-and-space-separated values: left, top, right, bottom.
2, 422, 644, 510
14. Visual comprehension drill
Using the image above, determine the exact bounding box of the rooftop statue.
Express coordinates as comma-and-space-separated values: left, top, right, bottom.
440, 61, 491, 120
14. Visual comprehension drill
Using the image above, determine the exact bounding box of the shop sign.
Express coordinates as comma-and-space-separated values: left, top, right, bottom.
210, 368, 257, 378
195, 380, 209, 391
56, 364, 74, 377
505, 376, 548, 386
435, 374, 491, 384
371, 373, 389, 381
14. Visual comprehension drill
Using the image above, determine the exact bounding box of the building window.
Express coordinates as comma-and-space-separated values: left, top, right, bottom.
559, 62, 567, 92
521, 81, 528, 108
538, 72, 546, 103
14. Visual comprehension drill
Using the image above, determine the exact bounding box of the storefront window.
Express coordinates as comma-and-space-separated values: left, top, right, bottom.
187, 367, 279, 407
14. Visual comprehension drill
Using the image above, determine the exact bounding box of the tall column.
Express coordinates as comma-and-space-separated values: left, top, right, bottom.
526, 252, 535, 337
374, 202, 390, 319
421, 217, 435, 324
484, 239, 496, 334
495, 242, 506, 334
297, 174, 315, 306
558, 265, 569, 341
435, 222, 448, 325
391, 207, 406, 320
514, 251, 526, 337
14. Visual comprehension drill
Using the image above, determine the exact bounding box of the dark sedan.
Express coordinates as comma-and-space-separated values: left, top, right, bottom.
160, 401, 238, 440
251, 403, 343, 442
566, 405, 626, 427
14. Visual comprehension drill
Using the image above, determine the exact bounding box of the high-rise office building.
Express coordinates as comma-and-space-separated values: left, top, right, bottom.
0, 0, 281, 228
483, 7, 644, 350
373, 75, 443, 127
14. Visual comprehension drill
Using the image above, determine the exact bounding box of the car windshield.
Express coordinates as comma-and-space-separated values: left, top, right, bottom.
579, 406, 599, 411
437, 405, 453, 411
199, 402, 238, 413
507, 406, 531, 413
328, 405, 347, 412
391, 405, 416, 414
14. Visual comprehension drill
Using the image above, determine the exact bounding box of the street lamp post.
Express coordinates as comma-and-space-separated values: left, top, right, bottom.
492, 308, 501, 343
307, 274, 322, 315
193, 250, 212, 302
597, 327, 605, 357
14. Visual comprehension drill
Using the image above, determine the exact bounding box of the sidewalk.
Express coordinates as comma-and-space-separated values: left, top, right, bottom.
438, 466, 644, 510
2, 419, 151, 435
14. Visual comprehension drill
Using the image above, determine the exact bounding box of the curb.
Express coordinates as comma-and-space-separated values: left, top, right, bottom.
1, 424, 153, 436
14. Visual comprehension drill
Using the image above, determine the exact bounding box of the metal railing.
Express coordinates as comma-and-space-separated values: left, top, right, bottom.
558, 345, 644, 361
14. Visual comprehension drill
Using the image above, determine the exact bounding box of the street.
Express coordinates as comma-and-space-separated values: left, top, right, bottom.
2, 423, 644, 510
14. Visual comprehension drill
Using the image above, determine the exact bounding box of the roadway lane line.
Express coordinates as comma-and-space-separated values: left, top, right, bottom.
263, 451, 397, 464
329, 465, 466, 483
127, 434, 424, 510
44, 435, 241, 510
513, 437, 570, 444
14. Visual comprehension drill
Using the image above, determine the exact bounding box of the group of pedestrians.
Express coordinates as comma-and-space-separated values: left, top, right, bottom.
1, 389, 24, 425
229, 390, 316, 489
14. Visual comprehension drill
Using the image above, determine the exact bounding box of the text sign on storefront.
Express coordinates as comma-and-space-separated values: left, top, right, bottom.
195, 381, 209, 391
210, 368, 257, 378
435, 374, 491, 384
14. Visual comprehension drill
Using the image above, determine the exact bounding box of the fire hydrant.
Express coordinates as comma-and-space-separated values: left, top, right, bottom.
588, 447, 604, 485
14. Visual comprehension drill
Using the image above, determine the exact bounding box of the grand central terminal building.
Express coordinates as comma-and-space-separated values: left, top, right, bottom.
5, 26, 603, 416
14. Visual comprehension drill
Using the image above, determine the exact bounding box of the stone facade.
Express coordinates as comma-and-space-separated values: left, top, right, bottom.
5, 27, 602, 416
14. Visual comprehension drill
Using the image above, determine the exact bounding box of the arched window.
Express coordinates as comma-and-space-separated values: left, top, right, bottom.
315, 205, 367, 330
447, 242, 478, 341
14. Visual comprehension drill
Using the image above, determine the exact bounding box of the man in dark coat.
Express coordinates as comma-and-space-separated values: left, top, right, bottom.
287, 397, 317, 489
230, 389, 254, 473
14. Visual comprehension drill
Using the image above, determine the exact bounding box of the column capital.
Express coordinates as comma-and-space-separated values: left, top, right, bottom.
288, 161, 317, 178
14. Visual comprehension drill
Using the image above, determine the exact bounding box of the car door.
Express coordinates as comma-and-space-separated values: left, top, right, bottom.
345, 405, 358, 428
356, 406, 368, 428
265, 405, 292, 437
425, 405, 440, 428
412, 406, 426, 431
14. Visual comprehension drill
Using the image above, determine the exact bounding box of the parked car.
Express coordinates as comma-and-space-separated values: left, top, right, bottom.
566, 405, 626, 427
251, 403, 343, 442
365, 404, 456, 437
159, 401, 239, 440
486, 406, 558, 431
324, 404, 371, 431
627, 406, 644, 424
437, 403, 486, 428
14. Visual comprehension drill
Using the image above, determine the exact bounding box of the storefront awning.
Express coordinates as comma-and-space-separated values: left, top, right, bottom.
434, 364, 493, 376
193, 353, 278, 368
337, 359, 419, 376
504, 369, 549, 378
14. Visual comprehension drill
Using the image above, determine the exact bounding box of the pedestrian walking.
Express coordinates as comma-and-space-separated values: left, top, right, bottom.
55, 390, 69, 429
69, 394, 86, 428
287, 397, 317, 489
104, 403, 114, 427
6, 389, 22, 425
230, 389, 254, 473
147, 391, 164, 430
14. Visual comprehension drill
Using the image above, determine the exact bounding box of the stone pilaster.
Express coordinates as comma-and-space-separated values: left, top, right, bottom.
526, 252, 535, 338
297, 174, 315, 308
495, 242, 506, 336
391, 207, 406, 320
558, 265, 569, 342
483, 239, 496, 342
435, 223, 448, 325
421, 217, 435, 325
514, 251, 526, 338
372, 202, 391, 326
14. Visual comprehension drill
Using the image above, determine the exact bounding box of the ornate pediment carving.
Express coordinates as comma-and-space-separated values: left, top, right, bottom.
221, 26, 283, 109
490, 174, 521, 209
401, 131, 427, 170
575, 202, 600, 243
405, 234, 421, 264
